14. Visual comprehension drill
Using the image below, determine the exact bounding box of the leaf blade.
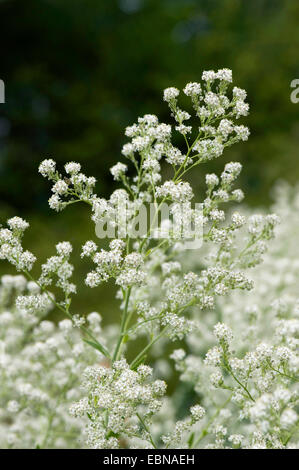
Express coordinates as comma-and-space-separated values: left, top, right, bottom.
83, 339, 111, 359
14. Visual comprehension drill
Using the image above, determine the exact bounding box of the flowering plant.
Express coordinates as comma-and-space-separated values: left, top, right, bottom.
0, 69, 297, 449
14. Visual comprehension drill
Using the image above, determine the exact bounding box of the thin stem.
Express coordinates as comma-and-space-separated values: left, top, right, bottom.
40, 413, 54, 449
136, 413, 157, 449
268, 364, 299, 382
112, 287, 132, 362
282, 423, 299, 446
224, 362, 254, 402
124, 314, 164, 335
23, 270, 110, 358
39, 377, 77, 448
130, 328, 168, 370
173, 132, 201, 181
191, 394, 233, 448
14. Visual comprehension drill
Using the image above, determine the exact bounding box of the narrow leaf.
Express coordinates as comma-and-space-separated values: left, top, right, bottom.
83, 339, 111, 359
131, 354, 147, 370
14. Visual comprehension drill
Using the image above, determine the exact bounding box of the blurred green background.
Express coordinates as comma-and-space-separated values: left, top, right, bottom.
0, 0, 298, 322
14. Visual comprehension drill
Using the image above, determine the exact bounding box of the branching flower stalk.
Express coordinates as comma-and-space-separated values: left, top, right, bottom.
1, 68, 297, 449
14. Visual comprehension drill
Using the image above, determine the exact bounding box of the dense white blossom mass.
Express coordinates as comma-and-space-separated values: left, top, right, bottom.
0, 69, 297, 449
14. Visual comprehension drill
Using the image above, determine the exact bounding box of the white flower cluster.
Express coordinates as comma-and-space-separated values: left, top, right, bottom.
82, 239, 146, 289
1, 70, 296, 450
0, 218, 36, 271
161, 404, 205, 448
0, 276, 103, 448
110, 162, 128, 181
155, 181, 193, 202
39, 241, 76, 296
38, 160, 97, 211
170, 183, 299, 449
69, 360, 166, 449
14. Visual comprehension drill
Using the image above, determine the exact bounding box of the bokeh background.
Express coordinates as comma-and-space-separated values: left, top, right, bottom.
0, 0, 298, 322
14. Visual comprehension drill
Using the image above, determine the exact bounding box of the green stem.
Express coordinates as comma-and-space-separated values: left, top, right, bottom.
224, 362, 254, 402
112, 287, 132, 362
23, 270, 110, 358
130, 328, 167, 370
191, 394, 233, 448
268, 364, 299, 382
137, 413, 157, 449
124, 314, 164, 335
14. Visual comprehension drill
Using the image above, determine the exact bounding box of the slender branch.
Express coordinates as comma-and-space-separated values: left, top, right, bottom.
130, 328, 168, 370
191, 394, 233, 448
136, 413, 157, 449
23, 270, 110, 358
224, 362, 254, 402
112, 287, 132, 362
268, 363, 299, 382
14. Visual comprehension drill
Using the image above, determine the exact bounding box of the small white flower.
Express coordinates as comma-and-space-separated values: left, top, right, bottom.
52, 180, 68, 195
39, 159, 56, 177
65, 162, 81, 175
110, 163, 128, 181
163, 87, 179, 102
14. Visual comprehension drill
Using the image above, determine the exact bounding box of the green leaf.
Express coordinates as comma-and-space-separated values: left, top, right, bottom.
131, 354, 147, 370
83, 339, 111, 359
187, 431, 195, 448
